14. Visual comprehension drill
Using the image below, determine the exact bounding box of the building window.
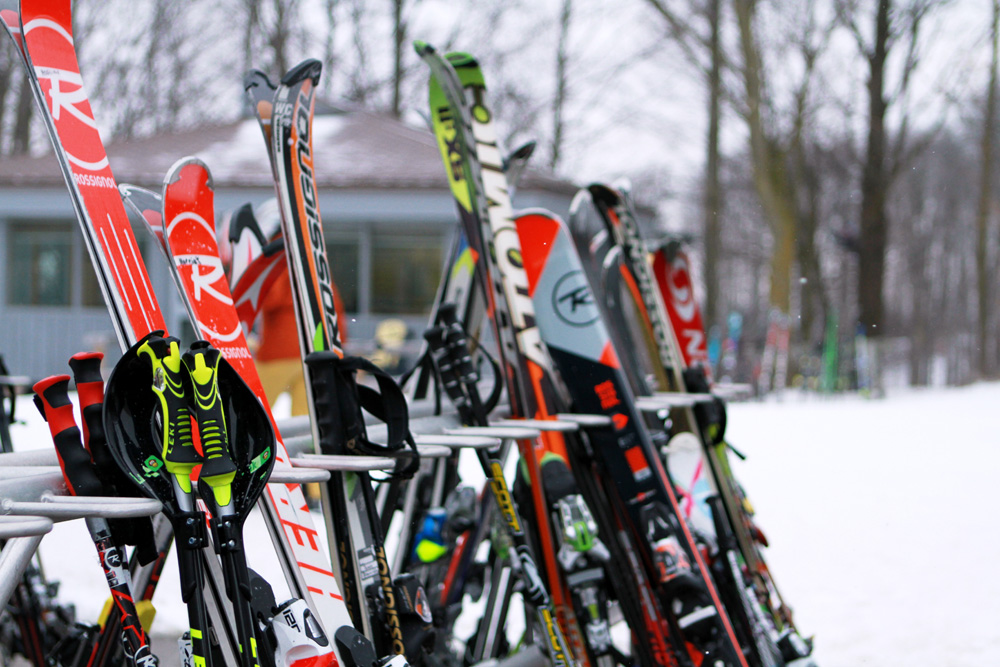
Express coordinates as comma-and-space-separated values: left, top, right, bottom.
327, 236, 359, 313
81, 246, 105, 307
8, 224, 73, 306
370, 231, 444, 314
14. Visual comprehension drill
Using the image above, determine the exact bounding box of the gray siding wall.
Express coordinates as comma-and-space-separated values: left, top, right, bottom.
0, 307, 118, 379
0, 182, 574, 380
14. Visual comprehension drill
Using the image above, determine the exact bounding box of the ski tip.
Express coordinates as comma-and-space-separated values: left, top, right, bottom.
243, 69, 277, 94
587, 183, 619, 207
119, 184, 164, 230
413, 40, 434, 56
229, 202, 264, 245
445, 52, 478, 69
279, 58, 322, 87
612, 177, 633, 197
510, 140, 536, 161
164, 156, 213, 191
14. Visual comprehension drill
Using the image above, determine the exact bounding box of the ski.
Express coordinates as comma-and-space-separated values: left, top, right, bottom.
581, 185, 778, 664
417, 43, 590, 667
121, 156, 356, 651
0, 1, 232, 661
417, 43, 698, 667
515, 209, 751, 667
224, 202, 287, 334
575, 184, 814, 665
649, 243, 813, 666
247, 59, 425, 662
650, 243, 711, 376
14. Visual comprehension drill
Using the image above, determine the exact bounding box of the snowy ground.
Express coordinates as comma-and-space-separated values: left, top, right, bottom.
725, 384, 1000, 665
6, 385, 1000, 666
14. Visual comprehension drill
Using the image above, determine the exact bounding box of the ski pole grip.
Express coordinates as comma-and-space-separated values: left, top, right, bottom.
32, 375, 103, 498
67, 352, 105, 453
304, 351, 350, 455
182, 342, 237, 509
423, 326, 470, 418
436, 304, 478, 384
138, 336, 201, 490
68, 351, 122, 491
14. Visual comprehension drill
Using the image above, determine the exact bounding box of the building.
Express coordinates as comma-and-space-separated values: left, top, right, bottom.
0, 109, 580, 378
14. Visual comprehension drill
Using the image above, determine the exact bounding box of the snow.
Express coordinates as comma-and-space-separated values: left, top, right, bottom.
725, 385, 1000, 665
191, 115, 351, 186
192, 119, 274, 180
7, 383, 1000, 665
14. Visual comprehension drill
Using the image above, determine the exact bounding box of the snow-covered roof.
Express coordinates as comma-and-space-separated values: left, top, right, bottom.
0, 110, 576, 195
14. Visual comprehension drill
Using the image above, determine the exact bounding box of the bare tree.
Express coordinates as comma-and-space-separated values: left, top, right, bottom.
390, 0, 410, 118
732, 0, 834, 337
550, 0, 572, 171
977, 0, 999, 378
10, 74, 32, 155
644, 0, 726, 330
0, 39, 12, 153
320, 0, 340, 97
703, 0, 722, 332
241, 0, 262, 76
839, 0, 942, 331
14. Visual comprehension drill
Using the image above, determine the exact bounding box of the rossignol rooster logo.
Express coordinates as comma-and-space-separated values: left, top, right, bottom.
553, 270, 599, 327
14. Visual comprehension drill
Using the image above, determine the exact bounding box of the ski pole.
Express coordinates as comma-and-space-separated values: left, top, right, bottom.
182, 342, 260, 667
69, 351, 157, 667
136, 336, 214, 667
32, 375, 158, 667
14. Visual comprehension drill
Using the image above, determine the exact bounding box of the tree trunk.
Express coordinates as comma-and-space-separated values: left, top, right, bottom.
270, 0, 290, 77
734, 0, 797, 316
550, 0, 572, 171
0, 42, 12, 155
242, 0, 261, 79
704, 0, 722, 332
977, 0, 999, 378
322, 0, 339, 96
858, 0, 890, 339
11, 76, 32, 155
391, 0, 405, 118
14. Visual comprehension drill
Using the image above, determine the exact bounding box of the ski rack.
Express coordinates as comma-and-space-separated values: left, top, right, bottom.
0, 516, 52, 539
0, 530, 47, 619
413, 434, 500, 449
0, 393, 617, 654
0, 471, 162, 612
712, 383, 754, 400
553, 413, 613, 428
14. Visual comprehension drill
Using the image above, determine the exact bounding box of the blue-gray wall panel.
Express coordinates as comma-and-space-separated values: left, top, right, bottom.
0, 307, 119, 380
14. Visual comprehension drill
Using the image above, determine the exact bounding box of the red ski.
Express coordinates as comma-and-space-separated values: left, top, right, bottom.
651, 246, 711, 378
157, 157, 355, 643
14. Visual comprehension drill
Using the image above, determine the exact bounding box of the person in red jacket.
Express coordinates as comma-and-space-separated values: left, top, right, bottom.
256, 269, 349, 417
256, 270, 307, 414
